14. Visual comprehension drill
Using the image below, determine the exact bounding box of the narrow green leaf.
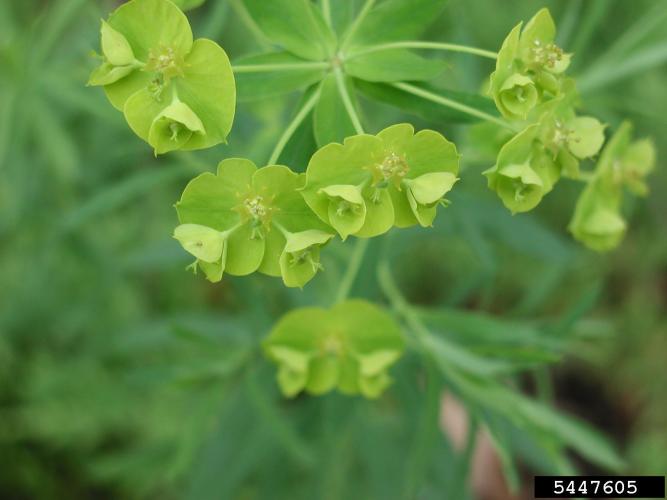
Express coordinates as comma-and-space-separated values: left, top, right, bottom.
347, 0, 447, 47
313, 73, 357, 147
243, 0, 336, 61
345, 49, 445, 82
356, 80, 498, 124
234, 52, 326, 101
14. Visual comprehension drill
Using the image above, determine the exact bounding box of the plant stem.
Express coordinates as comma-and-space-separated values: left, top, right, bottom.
268, 87, 322, 165
340, 0, 376, 51
233, 61, 330, 73
334, 238, 369, 303
346, 41, 497, 60
321, 0, 332, 28
391, 82, 516, 131
333, 66, 364, 134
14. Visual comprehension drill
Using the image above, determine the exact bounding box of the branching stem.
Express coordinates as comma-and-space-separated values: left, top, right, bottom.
346, 41, 497, 60
333, 66, 364, 134
340, 0, 376, 51
334, 238, 370, 303
233, 62, 330, 73
391, 82, 516, 131
268, 87, 322, 165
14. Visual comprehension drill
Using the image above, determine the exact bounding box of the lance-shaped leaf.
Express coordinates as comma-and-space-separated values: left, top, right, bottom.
344, 49, 445, 83
234, 52, 326, 102
90, 0, 235, 154
263, 300, 405, 399
302, 123, 459, 237
243, 0, 336, 61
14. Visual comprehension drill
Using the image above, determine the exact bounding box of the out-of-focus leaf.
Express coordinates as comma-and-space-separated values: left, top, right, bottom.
345, 50, 445, 82
234, 52, 326, 101
313, 73, 357, 147
243, 0, 335, 61
356, 80, 498, 124
346, 0, 447, 47
172, 0, 206, 11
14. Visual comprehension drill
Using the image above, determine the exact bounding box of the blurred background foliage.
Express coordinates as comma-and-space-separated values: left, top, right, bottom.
0, 0, 665, 499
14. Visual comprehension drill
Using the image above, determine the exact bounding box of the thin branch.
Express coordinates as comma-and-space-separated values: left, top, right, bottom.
333, 66, 364, 134
391, 82, 515, 131
334, 238, 370, 303
321, 0, 332, 28
346, 41, 497, 60
233, 61, 330, 73
268, 87, 322, 165
340, 0, 376, 51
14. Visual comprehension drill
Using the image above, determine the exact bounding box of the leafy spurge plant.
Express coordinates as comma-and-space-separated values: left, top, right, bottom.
88, 0, 235, 154
89, 0, 655, 481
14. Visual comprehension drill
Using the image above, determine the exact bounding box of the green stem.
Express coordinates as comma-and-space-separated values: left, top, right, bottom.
321, 0, 332, 28
333, 66, 364, 135
391, 82, 515, 131
346, 41, 497, 60
268, 87, 322, 165
334, 238, 370, 303
340, 0, 376, 51
233, 61, 330, 73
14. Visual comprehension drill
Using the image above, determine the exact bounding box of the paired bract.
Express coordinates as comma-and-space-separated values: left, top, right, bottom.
263, 301, 405, 398
174, 158, 334, 288
88, 0, 235, 154
486, 10, 607, 214
303, 124, 459, 238
489, 8, 571, 120
569, 123, 655, 252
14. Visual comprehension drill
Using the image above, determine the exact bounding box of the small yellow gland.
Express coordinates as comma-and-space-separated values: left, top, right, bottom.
371, 152, 410, 190
145, 45, 185, 80
322, 335, 343, 356
235, 194, 274, 239
531, 39, 564, 69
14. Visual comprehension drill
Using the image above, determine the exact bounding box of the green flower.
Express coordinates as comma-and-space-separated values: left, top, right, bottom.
88, 0, 235, 154
489, 8, 572, 120
597, 121, 657, 196
569, 180, 625, 252
497, 73, 539, 120
537, 100, 606, 178
568, 122, 655, 252
175, 159, 334, 287
302, 123, 459, 238
484, 124, 559, 213
518, 8, 571, 75
263, 300, 405, 399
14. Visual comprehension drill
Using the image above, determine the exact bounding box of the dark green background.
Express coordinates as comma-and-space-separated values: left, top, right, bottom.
0, 0, 665, 498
